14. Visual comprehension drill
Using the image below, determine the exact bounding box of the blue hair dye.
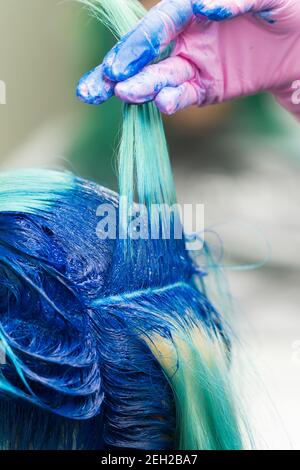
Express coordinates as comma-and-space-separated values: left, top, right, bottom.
0, 166, 244, 449
0, 170, 194, 448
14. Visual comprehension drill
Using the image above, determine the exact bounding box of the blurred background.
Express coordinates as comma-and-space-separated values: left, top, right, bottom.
1, 0, 300, 449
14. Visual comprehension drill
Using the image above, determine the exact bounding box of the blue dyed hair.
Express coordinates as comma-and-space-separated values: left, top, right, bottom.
0, 168, 245, 450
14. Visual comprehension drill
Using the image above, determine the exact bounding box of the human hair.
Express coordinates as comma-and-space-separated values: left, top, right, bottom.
0, 0, 248, 450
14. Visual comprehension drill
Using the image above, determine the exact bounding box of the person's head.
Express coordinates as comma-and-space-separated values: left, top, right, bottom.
0, 169, 243, 450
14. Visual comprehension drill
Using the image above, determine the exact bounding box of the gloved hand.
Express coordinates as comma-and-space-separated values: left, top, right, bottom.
77, 0, 300, 119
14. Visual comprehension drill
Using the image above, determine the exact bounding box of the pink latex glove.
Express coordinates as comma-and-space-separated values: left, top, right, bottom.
77, 0, 300, 120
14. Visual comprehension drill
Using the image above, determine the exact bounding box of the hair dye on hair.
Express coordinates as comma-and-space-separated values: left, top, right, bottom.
0, 0, 251, 450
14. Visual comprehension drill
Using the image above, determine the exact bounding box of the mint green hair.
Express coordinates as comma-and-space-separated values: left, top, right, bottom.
78, 0, 250, 450
0, 169, 75, 213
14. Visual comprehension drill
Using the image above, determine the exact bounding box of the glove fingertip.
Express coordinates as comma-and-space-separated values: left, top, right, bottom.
76, 67, 114, 105
155, 89, 179, 116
